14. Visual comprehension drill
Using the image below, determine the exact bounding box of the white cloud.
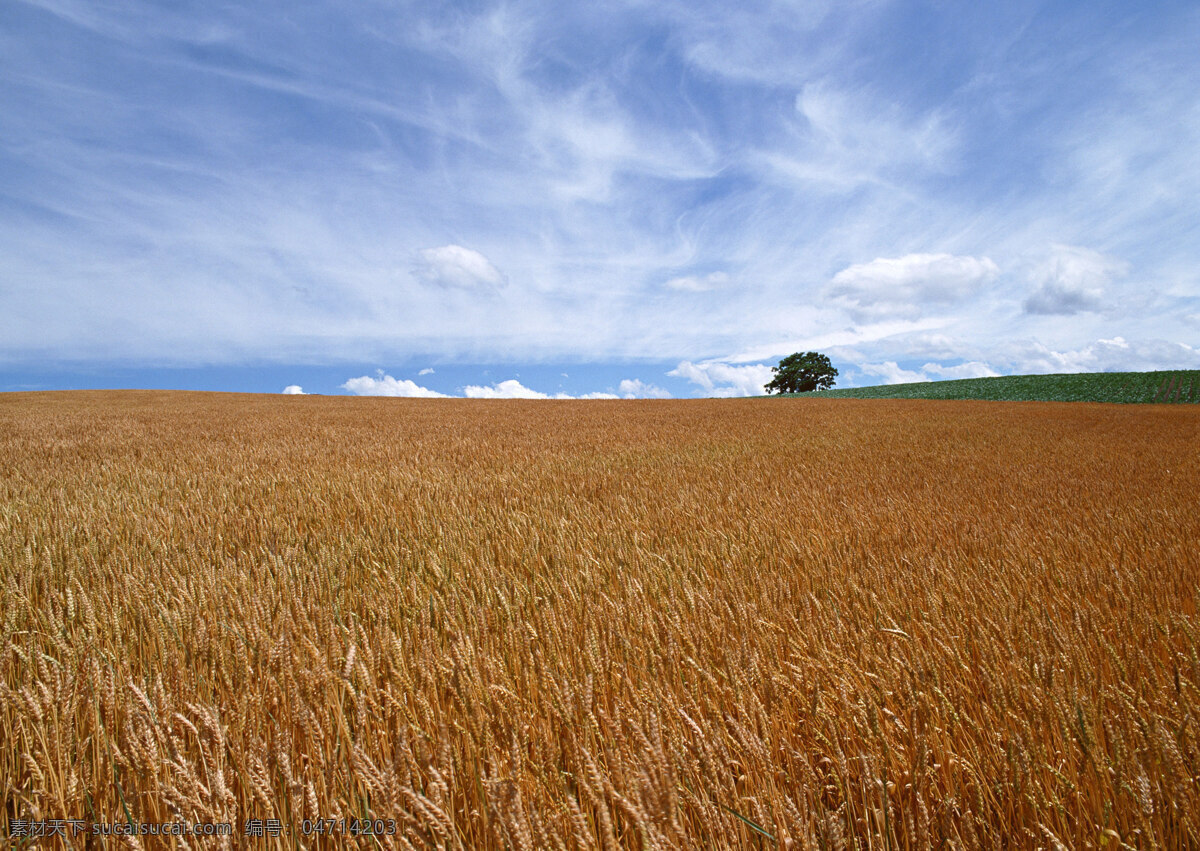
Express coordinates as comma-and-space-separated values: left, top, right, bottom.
618, 378, 671, 399
997, 337, 1200, 374
340, 374, 623, 399
664, 271, 729, 292
418, 367, 434, 375
858, 361, 929, 385
724, 319, 946, 364
282, 384, 306, 395
776, 83, 958, 188
414, 245, 506, 289
462, 378, 550, 398
827, 254, 999, 322
668, 361, 774, 397
1022, 244, 1127, 315
461, 379, 620, 399
842, 359, 997, 387
837, 336, 1200, 386
920, 361, 1000, 380
341, 373, 448, 397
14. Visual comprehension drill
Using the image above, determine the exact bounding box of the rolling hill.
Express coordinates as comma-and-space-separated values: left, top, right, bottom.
791, 369, 1200, 403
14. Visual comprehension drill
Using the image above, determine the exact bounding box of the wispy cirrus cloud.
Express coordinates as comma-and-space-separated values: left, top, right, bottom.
764, 83, 958, 191
664, 272, 728, 292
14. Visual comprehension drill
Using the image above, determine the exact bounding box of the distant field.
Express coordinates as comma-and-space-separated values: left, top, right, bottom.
794, 369, 1200, 403
2, 392, 1198, 847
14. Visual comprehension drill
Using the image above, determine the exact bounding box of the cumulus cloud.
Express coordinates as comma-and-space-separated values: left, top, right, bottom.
1022, 244, 1127, 315
858, 362, 929, 385
664, 272, 729, 292
846, 359, 998, 387
920, 361, 1000, 380
839, 336, 1200, 386
341, 373, 448, 397
827, 254, 999, 322
618, 379, 671, 399
414, 245, 506, 289
998, 337, 1200, 374
462, 379, 619, 399
461, 379, 554, 399
282, 385, 306, 395
1023, 287, 1101, 316
668, 361, 774, 397
339, 373, 625, 399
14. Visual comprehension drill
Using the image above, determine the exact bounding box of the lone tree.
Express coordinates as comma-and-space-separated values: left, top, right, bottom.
764, 351, 838, 394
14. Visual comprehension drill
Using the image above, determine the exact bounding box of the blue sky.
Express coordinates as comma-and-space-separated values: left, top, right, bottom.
2, 0, 1198, 397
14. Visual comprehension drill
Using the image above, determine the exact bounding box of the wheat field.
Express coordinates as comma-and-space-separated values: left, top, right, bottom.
2, 391, 1198, 848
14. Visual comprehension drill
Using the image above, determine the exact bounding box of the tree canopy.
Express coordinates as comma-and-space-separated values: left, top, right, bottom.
764, 351, 838, 394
